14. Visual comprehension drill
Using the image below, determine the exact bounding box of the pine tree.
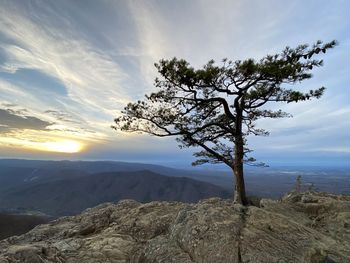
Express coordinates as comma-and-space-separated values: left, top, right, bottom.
113, 40, 336, 205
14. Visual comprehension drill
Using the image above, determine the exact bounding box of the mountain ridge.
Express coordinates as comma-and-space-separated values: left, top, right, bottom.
0, 170, 230, 216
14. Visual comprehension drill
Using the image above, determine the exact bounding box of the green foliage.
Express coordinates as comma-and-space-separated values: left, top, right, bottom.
113, 40, 336, 168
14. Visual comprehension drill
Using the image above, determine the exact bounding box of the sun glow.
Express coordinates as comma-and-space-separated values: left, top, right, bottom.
43, 140, 82, 153
0, 136, 83, 153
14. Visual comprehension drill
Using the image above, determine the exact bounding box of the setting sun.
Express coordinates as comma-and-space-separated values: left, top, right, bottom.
44, 140, 82, 153
0, 135, 84, 154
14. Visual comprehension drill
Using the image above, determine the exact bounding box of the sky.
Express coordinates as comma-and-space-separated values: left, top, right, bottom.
0, 0, 349, 167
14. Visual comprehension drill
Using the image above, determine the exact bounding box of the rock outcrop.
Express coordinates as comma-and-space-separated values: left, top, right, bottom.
0, 192, 350, 262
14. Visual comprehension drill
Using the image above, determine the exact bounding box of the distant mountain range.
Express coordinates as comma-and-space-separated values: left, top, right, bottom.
0, 170, 230, 216
0, 159, 233, 192
0, 159, 233, 217
1, 159, 349, 217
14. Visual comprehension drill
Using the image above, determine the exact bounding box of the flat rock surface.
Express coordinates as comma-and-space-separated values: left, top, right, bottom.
0, 192, 349, 262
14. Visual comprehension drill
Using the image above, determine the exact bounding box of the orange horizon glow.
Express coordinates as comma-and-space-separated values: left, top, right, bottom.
41, 140, 82, 153
0, 137, 83, 154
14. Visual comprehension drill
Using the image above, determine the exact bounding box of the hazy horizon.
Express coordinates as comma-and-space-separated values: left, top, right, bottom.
1, 157, 350, 171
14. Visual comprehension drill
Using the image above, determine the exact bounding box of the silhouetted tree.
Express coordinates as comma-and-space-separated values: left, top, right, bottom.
294, 175, 302, 193
113, 40, 336, 205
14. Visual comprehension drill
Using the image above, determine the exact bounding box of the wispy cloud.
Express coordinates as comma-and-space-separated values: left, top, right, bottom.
44, 110, 80, 124
0, 1, 131, 119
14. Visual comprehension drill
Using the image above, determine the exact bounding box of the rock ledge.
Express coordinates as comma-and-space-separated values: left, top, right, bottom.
1, 192, 350, 262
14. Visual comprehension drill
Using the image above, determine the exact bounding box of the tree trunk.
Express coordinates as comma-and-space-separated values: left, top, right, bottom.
233, 134, 247, 205
233, 98, 247, 205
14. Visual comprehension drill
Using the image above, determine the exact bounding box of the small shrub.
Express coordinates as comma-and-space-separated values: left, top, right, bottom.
247, 195, 262, 207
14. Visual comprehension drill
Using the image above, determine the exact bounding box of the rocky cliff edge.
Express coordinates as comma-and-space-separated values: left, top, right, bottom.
1, 191, 350, 263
